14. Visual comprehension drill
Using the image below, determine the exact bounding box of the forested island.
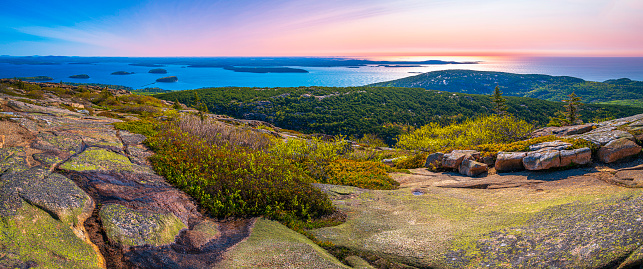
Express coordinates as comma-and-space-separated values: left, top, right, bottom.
69, 74, 90, 79
111, 71, 134, 75
156, 76, 178, 82
148, 68, 167, 74
14, 76, 53, 81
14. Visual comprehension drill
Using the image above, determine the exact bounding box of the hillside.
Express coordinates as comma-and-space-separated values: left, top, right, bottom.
154, 86, 643, 144
369, 70, 643, 106
3, 79, 643, 269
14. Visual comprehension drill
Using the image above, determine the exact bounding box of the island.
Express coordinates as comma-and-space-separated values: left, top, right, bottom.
130, 63, 165, 67
148, 68, 168, 74
15, 76, 53, 81
69, 74, 90, 79
156, 76, 178, 82
111, 71, 134, 75
222, 66, 309, 73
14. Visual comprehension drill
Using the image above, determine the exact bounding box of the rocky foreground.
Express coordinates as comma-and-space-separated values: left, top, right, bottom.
2, 89, 643, 268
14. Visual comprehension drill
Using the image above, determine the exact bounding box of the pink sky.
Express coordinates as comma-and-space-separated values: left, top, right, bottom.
2, 0, 642, 56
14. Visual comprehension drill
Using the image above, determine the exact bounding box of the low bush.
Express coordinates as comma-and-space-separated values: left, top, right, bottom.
270, 136, 350, 181
397, 114, 534, 151
26, 89, 44, 99
394, 152, 429, 169
117, 117, 336, 223
175, 114, 272, 150
323, 159, 399, 190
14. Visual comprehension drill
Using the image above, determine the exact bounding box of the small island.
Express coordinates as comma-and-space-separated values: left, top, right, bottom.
148, 68, 168, 74
222, 66, 309, 73
111, 71, 134, 75
15, 76, 53, 81
69, 74, 90, 79
156, 76, 178, 82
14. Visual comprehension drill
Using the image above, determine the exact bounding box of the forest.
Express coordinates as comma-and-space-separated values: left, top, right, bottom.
370, 70, 643, 107
154, 86, 643, 145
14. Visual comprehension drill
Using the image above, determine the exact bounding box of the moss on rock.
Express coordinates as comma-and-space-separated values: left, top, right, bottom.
99, 204, 186, 247
60, 147, 152, 173
216, 218, 350, 269
312, 177, 643, 268
0, 202, 102, 269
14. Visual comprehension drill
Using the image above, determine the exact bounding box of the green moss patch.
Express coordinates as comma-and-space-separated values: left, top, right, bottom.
59, 148, 151, 173
215, 218, 349, 269
0, 202, 102, 269
99, 204, 186, 247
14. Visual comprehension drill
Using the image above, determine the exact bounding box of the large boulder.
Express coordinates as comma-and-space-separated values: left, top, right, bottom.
495, 152, 527, 172
458, 159, 488, 177
572, 127, 634, 146
531, 124, 595, 138
598, 138, 642, 163
442, 150, 480, 169
523, 150, 561, 170
424, 152, 444, 169
559, 147, 592, 166
623, 119, 643, 141
528, 140, 572, 151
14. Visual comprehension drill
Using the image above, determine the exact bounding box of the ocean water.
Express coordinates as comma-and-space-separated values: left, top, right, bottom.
0, 57, 641, 90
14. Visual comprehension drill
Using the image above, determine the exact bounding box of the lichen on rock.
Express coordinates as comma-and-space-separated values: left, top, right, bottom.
99, 204, 186, 247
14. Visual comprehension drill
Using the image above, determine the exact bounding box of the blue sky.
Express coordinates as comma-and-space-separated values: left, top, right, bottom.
1, 0, 642, 56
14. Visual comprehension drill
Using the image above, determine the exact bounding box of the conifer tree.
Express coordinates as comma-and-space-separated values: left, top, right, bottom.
194, 91, 209, 120
172, 97, 182, 110
491, 85, 507, 115
563, 92, 582, 125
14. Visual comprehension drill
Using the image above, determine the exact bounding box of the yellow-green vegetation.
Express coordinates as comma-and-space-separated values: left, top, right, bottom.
393, 152, 429, 169
127, 115, 336, 223
215, 218, 350, 269
0, 202, 102, 269
59, 148, 148, 173
472, 135, 597, 156
598, 99, 643, 108
323, 159, 399, 190
397, 114, 534, 151
269, 135, 350, 181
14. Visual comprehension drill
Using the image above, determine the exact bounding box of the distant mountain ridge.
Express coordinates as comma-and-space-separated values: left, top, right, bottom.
369, 70, 643, 106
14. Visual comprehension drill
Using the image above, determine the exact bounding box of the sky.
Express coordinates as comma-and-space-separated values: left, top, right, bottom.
1, 0, 642, 57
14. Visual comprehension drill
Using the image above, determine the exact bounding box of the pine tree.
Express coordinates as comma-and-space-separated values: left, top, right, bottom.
547, 92, 583, 126
491, 85, 507, 115
194, 91, 209, 120
172, 97, 182, 110
563, 92, 582, 125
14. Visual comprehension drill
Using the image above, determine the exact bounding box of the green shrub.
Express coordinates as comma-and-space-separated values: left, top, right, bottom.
116, 118, 336, 222
26, 89, 44, 99
397, 114, 534, 151
355, 133, 387, 148
270, 135, 350, 181
323, 159, 399, 190
147, 125, 335, 221
394, 152, 429, 169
